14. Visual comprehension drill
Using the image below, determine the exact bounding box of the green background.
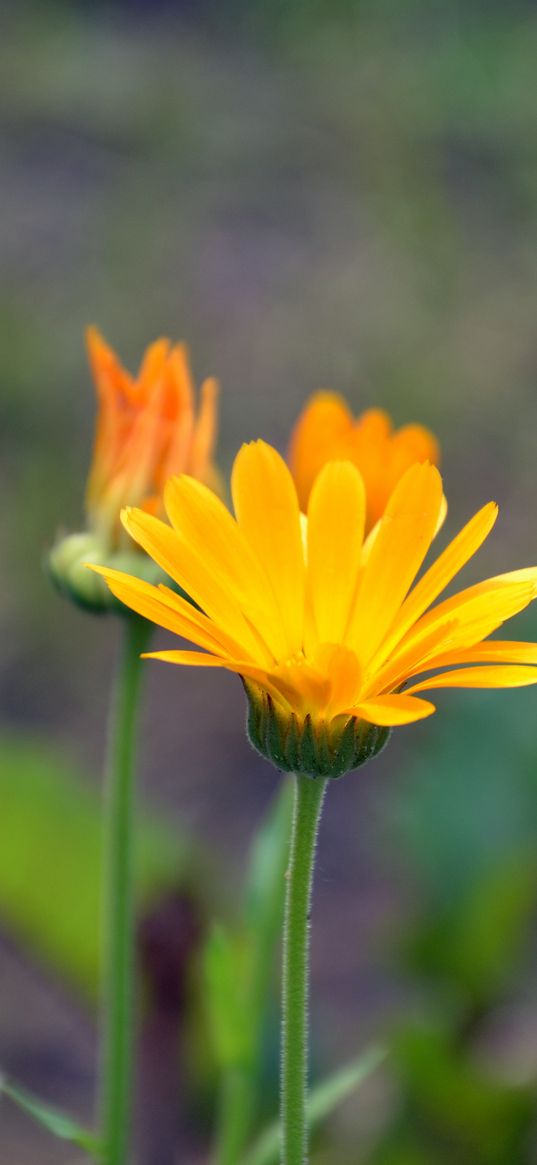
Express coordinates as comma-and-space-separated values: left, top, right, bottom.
3, 2, 537, 1160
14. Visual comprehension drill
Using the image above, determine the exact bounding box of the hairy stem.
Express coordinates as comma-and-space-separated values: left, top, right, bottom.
281, 774, 327, 1165
99, 616, 149, 1165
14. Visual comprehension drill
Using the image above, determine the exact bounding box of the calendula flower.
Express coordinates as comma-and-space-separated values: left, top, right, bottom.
90, 442, 537, 777
48, 328, 219, 611
289, 391, 439, 530
85, 328, 219, 546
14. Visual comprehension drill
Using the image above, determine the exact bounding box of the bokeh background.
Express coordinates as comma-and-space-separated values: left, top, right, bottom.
3, 1, 537, 1161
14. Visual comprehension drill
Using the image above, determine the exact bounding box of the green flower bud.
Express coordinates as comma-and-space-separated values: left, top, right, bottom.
244, 681, 390, 779
46, 531, 166, 615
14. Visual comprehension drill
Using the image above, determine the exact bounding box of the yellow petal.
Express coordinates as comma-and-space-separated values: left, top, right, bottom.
121, 506, 272, 662
350, 694, 436, 726
164, 473, 286, 657
407, 665, 537, 693
394, 574, 537, 667
372, 501, 498, 668
435, 493, 448, 536
143, 649, 288, 706
314, 643, 362, 716
270, 660, 331, 716
305, 461, 365, 649
348, 463, 443, 665
425, 640, 537, 667
288, 391, 353, 510
231, 441, 305, 657
362, 619, 460, 699
88, 565, 246, 658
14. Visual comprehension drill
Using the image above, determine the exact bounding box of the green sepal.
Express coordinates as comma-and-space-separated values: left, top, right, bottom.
284, 715, 300, 772
244, 683, 390, 779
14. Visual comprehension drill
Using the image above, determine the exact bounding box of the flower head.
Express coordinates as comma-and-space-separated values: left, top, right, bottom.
289, 391, 439, 531
91, 441, 537, 777
85, 327, 219, 549
48, 328, 219, 611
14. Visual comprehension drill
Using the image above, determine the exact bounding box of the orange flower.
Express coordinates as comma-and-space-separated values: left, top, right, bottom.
86, 327, 219, 550
288, 392, 439, 530
90, 443, 537, 777
48, 329, 219, 612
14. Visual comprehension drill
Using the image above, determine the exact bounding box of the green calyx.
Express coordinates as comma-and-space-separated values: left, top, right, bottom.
46, 531, 166, 616
244, 683, 390, 779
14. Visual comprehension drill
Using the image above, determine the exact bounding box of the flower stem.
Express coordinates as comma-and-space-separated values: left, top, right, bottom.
99, 616, 149, 1165
281, 774, 328, 1165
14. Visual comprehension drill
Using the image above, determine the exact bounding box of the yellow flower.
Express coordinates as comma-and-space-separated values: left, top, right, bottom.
49, 328, 219, 611
289, 392, 439, 531
90, 442, 537, 776
86, 327, 219, 549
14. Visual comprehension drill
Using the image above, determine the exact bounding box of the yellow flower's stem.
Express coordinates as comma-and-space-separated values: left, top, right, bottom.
98, 616, 149, 1165
281, 773, 328, 1165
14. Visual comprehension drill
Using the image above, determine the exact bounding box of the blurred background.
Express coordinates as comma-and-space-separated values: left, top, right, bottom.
3, 1, 537, 1161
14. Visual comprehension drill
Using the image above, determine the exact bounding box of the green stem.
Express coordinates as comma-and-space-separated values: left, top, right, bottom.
99, 616, 149, 1165
281, 774, 328, 1165
213, 779, 295, 1165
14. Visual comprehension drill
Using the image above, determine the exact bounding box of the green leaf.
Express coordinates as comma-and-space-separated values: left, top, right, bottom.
243, 776, 294, 1023
0, 1075, 102, 1158
206, 781, 295, 1163
204, 924, 254, 1068
388, 1023, 534, 1163
240, 1044, 386, 1165
204, 780, 294, 1073
0, 732, 194, 998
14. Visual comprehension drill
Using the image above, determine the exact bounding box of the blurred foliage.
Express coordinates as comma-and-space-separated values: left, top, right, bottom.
370, 687, 537, 1164
382, 1023, 534, 1165
0, 1075, 100, 1160
205, 778, 293, 1160
0, 732, 196, 999
242, 1045, 386, 1165
393, 688, 537, 1000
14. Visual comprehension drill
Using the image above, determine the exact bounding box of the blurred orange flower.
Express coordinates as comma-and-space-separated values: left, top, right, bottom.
288, 392, 439, 531
86, 327, 219, 550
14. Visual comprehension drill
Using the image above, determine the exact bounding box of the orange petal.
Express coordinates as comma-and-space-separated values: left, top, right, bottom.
189, 376, 219, 481
390, 423, 440, 473
137, 337, 170, 399
85, 326, 133, 398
